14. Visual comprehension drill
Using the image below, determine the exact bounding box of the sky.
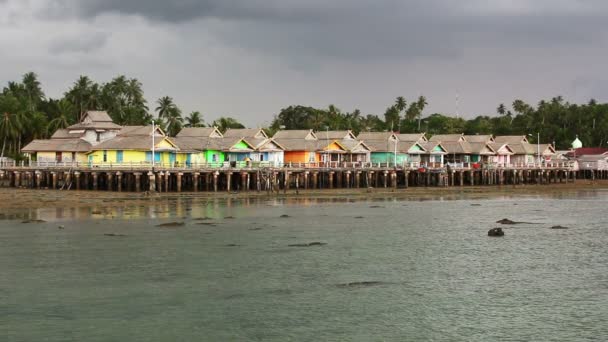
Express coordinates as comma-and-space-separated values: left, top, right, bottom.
1, 0, 607, 126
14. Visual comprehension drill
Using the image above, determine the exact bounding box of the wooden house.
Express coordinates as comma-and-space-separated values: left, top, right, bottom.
273, 130, 319, 164
320, 130, 370, 162
223, 128, 284, 166
578, 154, 608, 171
22, 111, 121, 163
87, 125, 180, 165
488, 143, 514, 166
173, 126, 225, 165
440, 141, 494, 166
356, 132, 401, 164
420, 142, 447, 167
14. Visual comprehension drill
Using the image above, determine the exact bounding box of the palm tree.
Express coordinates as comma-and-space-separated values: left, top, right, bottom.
155, 96, 177, 121
65, 75, 93, 121
0, 94, 22, 158
22, 72, 45, 112
395, 96, 407, 113
212, 117, 245, 133
47, 99, 75, 134
416, 95, 427, 131
185, 111, 204, 127
497, 103, 506, 116
164, 108, 184, 137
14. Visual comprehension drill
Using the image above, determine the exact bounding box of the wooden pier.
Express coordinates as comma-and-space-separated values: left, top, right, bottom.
0, 161, 598, 193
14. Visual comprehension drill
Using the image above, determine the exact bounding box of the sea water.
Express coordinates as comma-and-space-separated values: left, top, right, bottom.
2, 191, 607, 341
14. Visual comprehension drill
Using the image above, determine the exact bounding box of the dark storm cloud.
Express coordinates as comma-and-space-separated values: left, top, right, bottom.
52, 0, 608, 63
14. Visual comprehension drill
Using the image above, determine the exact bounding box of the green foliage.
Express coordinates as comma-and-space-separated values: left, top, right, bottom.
212, 117, 245, 133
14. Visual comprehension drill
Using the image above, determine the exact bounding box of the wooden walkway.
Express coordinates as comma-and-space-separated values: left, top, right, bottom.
0, 161, 596, 192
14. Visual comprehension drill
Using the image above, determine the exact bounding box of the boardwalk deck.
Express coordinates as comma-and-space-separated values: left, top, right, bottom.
0, 160, 594, 193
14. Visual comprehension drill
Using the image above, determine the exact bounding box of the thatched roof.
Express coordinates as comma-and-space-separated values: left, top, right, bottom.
357, 132, 397, 141
494, 135, 529, 144
223, 128, 268, 139
22, 139, 92, 153
176, 127, 223, 138
467, 142, 496, 155
439, 141, 472, 154
363, 139, 398, 152
66, 111, 122, 131
320, 130, 357, 140
397, 141, 426, 154
397, 133, 427, 142
464, 135, 494, 143
51, 129, 82, 139
273, 130, 317, 140
429, 134, 464, 142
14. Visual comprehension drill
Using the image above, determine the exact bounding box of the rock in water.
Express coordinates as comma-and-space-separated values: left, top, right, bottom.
551, 225, 569, 230
496, 218, 516, 224
288, 242, 327, 247
156, 222, 185, 228
488, 228, 505, 237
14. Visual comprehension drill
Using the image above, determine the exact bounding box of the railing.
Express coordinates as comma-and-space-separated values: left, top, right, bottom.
0, 159, 577, 171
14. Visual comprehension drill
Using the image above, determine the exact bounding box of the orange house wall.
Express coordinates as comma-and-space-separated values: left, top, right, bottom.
283, 151, 319, 163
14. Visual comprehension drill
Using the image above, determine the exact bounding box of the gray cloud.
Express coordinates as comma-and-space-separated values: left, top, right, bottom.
48, 32, 110, 54
2, 0, 608, 126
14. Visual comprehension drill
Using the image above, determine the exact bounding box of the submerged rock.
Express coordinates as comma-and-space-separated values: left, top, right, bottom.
496, 218, 534, 225
488, 228, 505, 237
156, 222, 185, 228
336, 281, 384, 288
104, 233, 127, 237
369, 205, 384, 209
224, 243, 239, 247
288, 242, 327, 247
470, 204, 482, 207
354, 216, 365, 219
280, 214, 291, 218
551, 225, 569, 230
224, 216, 235, 219
21, 219, 46, 223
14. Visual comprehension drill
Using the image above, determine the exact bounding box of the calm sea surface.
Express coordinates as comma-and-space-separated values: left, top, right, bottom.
2, 191, 607, 341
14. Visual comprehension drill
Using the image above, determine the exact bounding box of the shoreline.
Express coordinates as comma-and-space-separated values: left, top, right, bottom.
1, 181, 607, 211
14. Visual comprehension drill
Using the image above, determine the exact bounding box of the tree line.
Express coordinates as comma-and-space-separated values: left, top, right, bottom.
2, 72, 607, 159
0, 72, 245, 158
270, 96, 608, 149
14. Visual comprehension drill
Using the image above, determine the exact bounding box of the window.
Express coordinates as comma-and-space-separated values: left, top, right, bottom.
212, 154, 217, 162
71, 152, 76, 161
103, 150, 107, 162
309, 153, 315, 162
55, 152, 62, 162
96, 132, 101, 142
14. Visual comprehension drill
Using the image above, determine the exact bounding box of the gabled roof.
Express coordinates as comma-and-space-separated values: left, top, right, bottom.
336, 139, 371, 153
274, 139, 318, 152
118, 125, 165, 137
85, 111, 113, 122
357, 131, 397, 141
429, 134, 465, 142
488, 143, 514, 155
51, 129, 83, 139
468, 142, 496, 155
176, 127, 223, 138
494, 135, 529, 144
397, 133, 427, 142
22, 138, 92, 153
438, 141, 472, 154
223, 128, 268, 139
397, 141, 427, 154
316, 140, 348, 153
66, 111, 122, 131
256, 138, 285, 152
273, 129, 317, 140
421, 142, 448, 154
363, 139, 399, 152
223, 138, 256, 152
567, 147, 608, 157
321, 130, 357, 140
464, 135, 494, 143
537, 144, 556, 156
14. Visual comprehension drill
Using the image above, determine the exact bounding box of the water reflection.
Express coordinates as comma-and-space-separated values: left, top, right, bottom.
3, 189, 606, 222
